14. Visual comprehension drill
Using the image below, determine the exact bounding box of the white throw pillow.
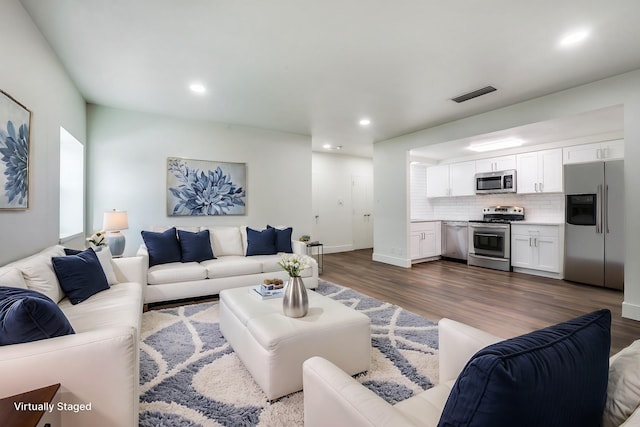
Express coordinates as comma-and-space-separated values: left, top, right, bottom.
205, 227, 244, 256
19, 255, 65, 303
603, 340, 640, 427
95, 247, 118, 285
240, 225, 249, 255
0, 267, 27, 289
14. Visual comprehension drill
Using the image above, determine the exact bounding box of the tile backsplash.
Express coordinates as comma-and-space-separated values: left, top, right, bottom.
410, 164, 565, 222
424, 193, 564, 222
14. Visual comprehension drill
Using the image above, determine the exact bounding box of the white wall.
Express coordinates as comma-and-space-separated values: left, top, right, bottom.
410, 163, 431, 219
312, 152, 373, 253
373, 145, 410, 266
373, 69, 640, 320
87, 105, 313, 256
0, 0, 86, 265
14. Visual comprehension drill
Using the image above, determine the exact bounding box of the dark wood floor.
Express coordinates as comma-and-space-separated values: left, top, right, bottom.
321, 249, 640, 355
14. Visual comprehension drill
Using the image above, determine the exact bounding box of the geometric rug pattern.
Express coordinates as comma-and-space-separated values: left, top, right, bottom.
138, 280, 439, 426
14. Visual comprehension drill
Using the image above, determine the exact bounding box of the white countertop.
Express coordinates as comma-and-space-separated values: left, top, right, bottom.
511, 221, 564, 226
410, 219, 564, 225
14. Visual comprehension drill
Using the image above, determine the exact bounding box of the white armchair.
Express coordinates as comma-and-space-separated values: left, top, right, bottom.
302, 318, 502, 427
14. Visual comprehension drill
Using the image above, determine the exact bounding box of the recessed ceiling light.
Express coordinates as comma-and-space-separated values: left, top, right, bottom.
322, 144, 343, 151
468, 138, 524, 153
322, 144, 332, 149
189, 83, 206, 94
559, 29, 590, 47
359, 118, 371, 126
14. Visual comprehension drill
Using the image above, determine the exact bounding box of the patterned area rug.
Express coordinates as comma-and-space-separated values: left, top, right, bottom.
139, 280, 439, 426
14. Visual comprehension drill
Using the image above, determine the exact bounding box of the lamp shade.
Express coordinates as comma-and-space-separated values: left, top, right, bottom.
103, 210, 129, 231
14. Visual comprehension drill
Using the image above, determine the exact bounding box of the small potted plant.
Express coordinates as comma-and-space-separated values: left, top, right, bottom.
87, 231, 107, 250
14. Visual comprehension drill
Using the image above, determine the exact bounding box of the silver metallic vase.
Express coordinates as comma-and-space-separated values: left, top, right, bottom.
282, 276, 308, 318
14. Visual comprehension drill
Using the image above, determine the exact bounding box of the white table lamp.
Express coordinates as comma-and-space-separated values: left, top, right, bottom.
103, 210, 129, 257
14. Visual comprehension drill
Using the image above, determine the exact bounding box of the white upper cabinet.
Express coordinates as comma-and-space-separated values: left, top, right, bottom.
426, 165, 450, 197
563, 140, 624, 164
516, 148, 563, 194
475, 155, 516, 173
426, 161, 476, 197
449, 161, 476, 196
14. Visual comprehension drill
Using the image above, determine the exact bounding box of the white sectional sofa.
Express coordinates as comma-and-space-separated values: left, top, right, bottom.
0, 245, 145, 427
137, 226, 318, 304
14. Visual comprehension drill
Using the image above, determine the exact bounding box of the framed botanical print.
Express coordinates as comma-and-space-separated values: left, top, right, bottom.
167, 157, 247, 216
0, 90, 31, 210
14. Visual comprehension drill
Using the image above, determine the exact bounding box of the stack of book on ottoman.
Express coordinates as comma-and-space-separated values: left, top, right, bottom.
253, 279, 285, 299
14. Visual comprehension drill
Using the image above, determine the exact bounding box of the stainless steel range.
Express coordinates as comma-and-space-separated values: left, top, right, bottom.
468, 206, 525, 272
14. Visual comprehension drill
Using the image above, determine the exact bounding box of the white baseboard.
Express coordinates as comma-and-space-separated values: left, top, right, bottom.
622, 301, 640, 321
322, 244, 353, 254
372, 252, 411, 268
411, 256, 440, 264
512, 267, 563, 280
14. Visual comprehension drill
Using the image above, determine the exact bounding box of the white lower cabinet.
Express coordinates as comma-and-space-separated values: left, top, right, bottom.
511, 224, 564, 277
410, 221, 441, 261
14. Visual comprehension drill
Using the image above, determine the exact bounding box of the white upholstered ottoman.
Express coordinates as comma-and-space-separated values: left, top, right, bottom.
219, 286, 371, 400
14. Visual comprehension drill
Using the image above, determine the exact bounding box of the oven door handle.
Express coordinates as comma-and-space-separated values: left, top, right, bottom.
474, 233, 501, 238
469, 223, 509, 229
469, 254, 510, 262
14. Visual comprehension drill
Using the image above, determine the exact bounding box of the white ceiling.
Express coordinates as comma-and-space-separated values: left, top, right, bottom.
20, 0, 640, 158
410, 105, 624, 162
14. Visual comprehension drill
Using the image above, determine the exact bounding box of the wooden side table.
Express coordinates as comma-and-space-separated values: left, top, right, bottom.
306, 241, 324, 274
0, 384, 61, 427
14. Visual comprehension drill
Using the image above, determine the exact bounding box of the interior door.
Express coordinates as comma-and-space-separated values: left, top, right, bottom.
311, 172, 328, 244
351, 175, 373, 250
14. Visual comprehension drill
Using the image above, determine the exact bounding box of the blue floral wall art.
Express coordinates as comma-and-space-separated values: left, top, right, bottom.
167, 157, 247, 216
0, 91, 31, 210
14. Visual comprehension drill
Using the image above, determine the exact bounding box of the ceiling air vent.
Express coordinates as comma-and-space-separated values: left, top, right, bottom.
451, 85, 497, 103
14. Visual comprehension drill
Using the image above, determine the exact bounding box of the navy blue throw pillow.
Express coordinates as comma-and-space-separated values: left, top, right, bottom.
141, 227, 182, 267
246, 227, 277, 256
267, 225, 293, 253
52, 248, 110, 305
0, 286, 75, 345
177, 229, 215, 263
438, 309, 611, 427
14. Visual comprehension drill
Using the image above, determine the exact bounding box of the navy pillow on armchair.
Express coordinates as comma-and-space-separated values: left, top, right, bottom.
438, 309, 611, 427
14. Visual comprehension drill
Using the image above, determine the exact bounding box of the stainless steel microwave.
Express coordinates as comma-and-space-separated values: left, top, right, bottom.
475, 170, 517, 194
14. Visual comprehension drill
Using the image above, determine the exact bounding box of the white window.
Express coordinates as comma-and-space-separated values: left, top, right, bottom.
59, 127, 84, 241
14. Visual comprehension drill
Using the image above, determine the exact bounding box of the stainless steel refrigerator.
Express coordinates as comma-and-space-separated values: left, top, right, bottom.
564, 160, 624, 290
